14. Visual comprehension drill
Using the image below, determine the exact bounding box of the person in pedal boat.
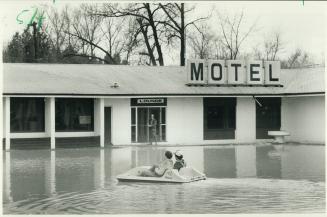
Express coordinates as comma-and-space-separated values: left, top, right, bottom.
173, 150, 187, 171
139, 150, 173, 177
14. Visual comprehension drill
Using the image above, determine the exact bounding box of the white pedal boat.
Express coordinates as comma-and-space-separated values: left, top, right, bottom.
117, 166, 206, 183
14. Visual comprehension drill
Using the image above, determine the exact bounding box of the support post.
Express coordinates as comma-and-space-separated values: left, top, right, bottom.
5, 97, 10, 151
100, 98, 104, 148
50, 97, 55, 150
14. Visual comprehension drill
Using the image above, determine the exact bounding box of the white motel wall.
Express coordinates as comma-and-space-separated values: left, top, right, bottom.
281, 96, 325, 144
2, 95, 325, 148
101, 96, 324, 146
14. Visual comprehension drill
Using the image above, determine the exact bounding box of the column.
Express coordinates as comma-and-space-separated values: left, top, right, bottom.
50, 97, 55, 149
99, 98, 104, 148
5, 97, 10, 151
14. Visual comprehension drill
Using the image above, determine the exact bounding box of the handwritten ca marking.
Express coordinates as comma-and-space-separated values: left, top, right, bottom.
16, 6, 48, 32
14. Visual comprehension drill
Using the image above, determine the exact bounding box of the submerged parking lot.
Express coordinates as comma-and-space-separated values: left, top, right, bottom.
2, 143, 325, 214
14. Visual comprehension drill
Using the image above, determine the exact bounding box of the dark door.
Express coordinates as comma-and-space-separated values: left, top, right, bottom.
256, 97, 281, 139
104, 107, 111, 145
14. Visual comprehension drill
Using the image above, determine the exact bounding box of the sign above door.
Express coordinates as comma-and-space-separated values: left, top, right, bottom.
131, 98, 167, 107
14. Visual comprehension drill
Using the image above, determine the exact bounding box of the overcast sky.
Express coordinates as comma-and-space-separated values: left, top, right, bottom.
0, 0, 325, 65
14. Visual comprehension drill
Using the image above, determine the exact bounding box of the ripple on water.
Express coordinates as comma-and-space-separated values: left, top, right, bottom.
3, 178, 325, 214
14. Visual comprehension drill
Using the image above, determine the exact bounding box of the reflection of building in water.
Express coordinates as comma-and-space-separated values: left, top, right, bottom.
94, 149, 105, 189
55, 149, 99, 192
106, 147, 132, 177
204, 147, 236, 178
3, 152, 13, 203
280, 146, 325, 182
8, 150, 49, 202
131, 147, 166, 167
235, 145, 257, 178
176, 147, 204, 172
256, 146, 281, 179
45, 151, 56, 196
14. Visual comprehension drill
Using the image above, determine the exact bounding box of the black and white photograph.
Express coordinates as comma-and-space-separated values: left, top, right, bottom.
0, 0, 325, 215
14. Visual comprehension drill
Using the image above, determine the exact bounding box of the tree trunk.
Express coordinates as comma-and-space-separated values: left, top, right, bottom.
145, 3, 164, 66
137, 19, 157, 66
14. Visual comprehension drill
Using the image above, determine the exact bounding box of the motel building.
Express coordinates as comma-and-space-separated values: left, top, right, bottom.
2, 60, 325, 150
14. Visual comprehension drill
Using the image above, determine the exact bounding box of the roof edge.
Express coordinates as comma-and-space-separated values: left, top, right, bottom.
3, 92, 325, 97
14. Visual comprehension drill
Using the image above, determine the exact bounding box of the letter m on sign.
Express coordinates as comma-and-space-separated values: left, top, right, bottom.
187, 59, 206, 84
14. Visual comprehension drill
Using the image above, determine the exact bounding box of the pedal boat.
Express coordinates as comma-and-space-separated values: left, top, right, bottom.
117, 166, 206, 183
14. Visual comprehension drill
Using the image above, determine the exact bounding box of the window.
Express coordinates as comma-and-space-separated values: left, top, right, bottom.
10, 97, 45, 132
55, 98, 94, 132
131, 108, 136, 142
204, 98, 236, 140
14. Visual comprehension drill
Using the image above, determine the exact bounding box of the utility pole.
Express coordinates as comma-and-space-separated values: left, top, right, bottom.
28, 21, 38, 62
32, 21, 38, 61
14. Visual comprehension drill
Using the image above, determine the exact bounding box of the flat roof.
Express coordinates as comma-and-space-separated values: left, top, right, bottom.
2, 63, 325, 96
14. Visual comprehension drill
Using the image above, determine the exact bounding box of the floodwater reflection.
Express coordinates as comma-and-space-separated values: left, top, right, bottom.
3, 143, 325, 214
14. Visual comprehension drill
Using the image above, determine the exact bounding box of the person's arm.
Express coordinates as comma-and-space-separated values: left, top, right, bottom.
154, 160, 169, 176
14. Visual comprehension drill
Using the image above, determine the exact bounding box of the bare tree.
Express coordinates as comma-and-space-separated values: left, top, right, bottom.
263, 31, 282, 60
251, 31, 283, 61
94, 3, 165, 66
123, 18, 142, 64
159, 3, 210, 66
281, 48, 316, 69
46, 6, 68, 60
71, 5, 104, 59
188, 23, 216, 59
288, 48, 302, 68
62, 4, 120, 63
217, 10, 257, 59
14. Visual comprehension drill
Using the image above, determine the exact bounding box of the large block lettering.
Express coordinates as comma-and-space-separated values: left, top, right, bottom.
187, 59, 206, 84
208, 60, 226, 85
227, 60, 245, 84
247, 61, 263, 84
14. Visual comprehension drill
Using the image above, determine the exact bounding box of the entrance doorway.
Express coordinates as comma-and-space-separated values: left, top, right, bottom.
104, 107, 111, 145
132, 107, 166, 143
256, 97, 281, 139
137, 108, 160, 143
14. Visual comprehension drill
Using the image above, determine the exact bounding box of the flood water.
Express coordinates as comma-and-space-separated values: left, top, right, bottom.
2, 143, 325, 214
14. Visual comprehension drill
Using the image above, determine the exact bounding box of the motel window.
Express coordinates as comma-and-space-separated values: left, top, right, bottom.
131, 107, 136, 142
203, 98, 236, 140
10, 97, 45, 133
55, 98, 94, 132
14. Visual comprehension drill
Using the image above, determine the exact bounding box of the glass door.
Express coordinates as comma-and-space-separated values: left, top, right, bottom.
148, 108, 160, 143
133, 107, 166, 143
137, 108, 149, 142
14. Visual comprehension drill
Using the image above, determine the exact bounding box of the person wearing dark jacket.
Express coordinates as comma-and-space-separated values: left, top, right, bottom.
173, 150, 187, 171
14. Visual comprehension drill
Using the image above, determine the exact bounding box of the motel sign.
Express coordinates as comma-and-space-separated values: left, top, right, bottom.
186, 59, 280, 85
